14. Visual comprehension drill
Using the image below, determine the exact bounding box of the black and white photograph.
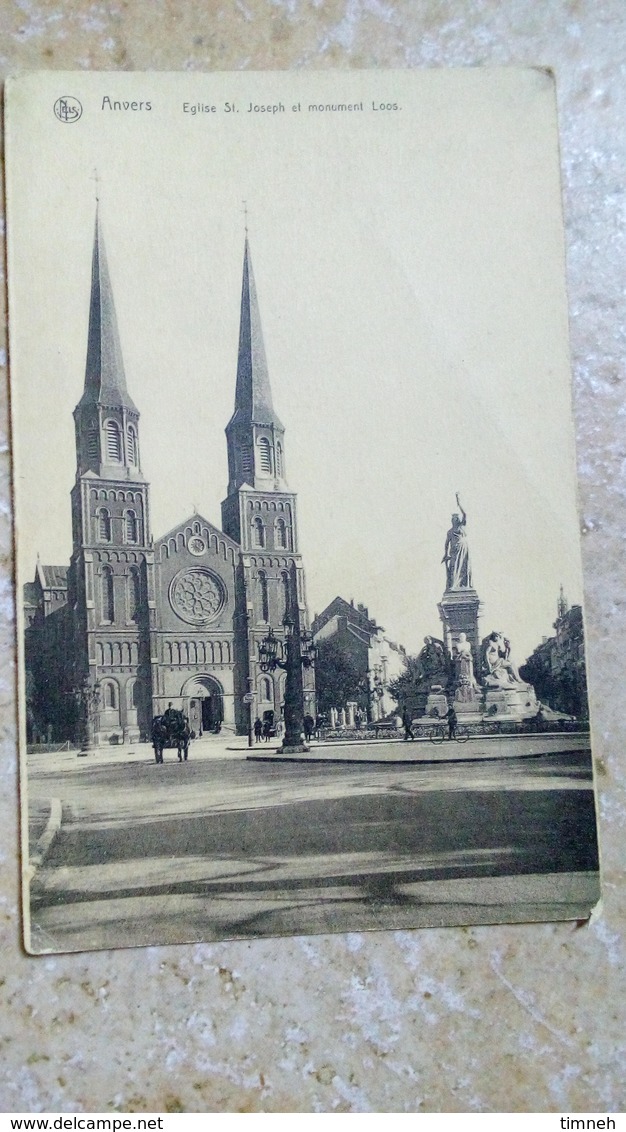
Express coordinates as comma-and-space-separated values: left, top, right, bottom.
6, 68, 600, 954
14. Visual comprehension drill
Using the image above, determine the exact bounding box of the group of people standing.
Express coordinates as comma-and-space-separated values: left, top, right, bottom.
252, 714, 318, 743
253, 716, 277, 742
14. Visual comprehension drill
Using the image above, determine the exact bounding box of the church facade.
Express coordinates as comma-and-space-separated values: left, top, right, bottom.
24, 213, 314, 744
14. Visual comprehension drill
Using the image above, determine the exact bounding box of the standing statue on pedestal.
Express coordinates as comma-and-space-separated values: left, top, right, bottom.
454, 632, 477, 685
442, 493, 473, 590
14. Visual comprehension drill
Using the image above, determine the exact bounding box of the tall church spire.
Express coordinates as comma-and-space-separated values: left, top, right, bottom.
222, 235, 292, 542
78, 206, 138, 413
228, 237, 283, 431
73, 208, 142, 480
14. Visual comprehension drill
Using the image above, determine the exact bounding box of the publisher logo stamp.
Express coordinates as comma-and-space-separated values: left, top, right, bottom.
54, 96, 83, 123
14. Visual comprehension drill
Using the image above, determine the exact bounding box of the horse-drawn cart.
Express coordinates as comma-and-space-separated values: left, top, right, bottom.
151, 710, 191, 763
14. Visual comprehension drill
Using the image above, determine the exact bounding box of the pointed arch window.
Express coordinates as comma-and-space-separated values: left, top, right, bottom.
252, 517, 265, 548
276, 442, 283, 477
258, 570, 269, 622
258, 437, 272, 475
127, 425, 138, 466
97, 508, 111, 542
101, 566, 115, 623
275, 518, 288, 550
105, 420, 122, 463
125, 509, 139, 544
128, 566, 141, 622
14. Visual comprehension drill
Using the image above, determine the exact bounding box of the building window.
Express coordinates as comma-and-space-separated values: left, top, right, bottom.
252, 517, 265, 548
275, 518, 288, 549
125, 509, 139, 544
241, 448, 253, 479
105, 420, 122, 462
281, 570, 291, 618
101, 566, 114, 623
276, 442, 283, 476
102, 681, 118, 709
258, 437, 272, 474
97, 508, 111, 542
127, 426, 138, 466
128, 567, 141, 622
87, 428, 99, 462
259, 676, 272, 702
258, 570, 269, 622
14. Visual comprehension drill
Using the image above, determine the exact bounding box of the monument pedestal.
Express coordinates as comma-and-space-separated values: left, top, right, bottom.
484, 685, 538, 721
424, 688, 449, 719
438, 588, 483, 672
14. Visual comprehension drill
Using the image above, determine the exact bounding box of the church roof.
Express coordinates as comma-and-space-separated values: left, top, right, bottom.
37, 564, 68, 590
227, 237, 283, 432
156, 512, 241, 555
76, 206, 138, 414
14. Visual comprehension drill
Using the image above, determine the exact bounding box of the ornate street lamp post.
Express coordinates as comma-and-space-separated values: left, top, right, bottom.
75, 678, 101, 756
258, 608, 316, 754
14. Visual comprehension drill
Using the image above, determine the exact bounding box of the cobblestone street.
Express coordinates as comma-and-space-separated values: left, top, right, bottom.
25, 737, 600, 953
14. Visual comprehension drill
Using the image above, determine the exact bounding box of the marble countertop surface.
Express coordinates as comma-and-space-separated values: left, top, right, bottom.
1, 0, 625, 1113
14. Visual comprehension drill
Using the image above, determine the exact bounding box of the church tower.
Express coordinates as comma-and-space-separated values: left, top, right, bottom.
68, 207, 156, 743
222, 237, 314, 723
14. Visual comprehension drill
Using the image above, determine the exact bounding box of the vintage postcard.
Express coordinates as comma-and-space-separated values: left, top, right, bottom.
5, 69, 600, 954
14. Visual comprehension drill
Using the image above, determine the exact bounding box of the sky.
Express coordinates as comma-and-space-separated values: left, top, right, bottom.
7, 69, 585, 663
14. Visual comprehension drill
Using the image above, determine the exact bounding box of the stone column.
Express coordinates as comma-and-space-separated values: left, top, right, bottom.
346, 701, 356, 728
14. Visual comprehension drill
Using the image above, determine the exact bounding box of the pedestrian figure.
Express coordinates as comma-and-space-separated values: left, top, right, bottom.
402, 707, 414, 741
254, 717, 263, 742
262, 718, 272, 742
446, 705, 457, 740
303, 714, 314, 742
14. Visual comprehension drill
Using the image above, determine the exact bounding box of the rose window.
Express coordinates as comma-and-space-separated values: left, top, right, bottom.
169, 568, 226, 625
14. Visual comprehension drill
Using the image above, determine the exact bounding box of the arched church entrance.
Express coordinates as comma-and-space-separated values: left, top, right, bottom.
181, 674, 224, 736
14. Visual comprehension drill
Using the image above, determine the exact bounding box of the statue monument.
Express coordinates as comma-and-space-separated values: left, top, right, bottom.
437, 494, 482, 696
453, 631, 479, 703
413, 496, 539, 724
479, 630, 537, 719
442, 494, 472, 589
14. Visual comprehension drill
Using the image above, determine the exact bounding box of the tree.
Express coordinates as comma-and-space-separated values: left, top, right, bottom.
387, 654, 425, 708
314, 639, 366, 715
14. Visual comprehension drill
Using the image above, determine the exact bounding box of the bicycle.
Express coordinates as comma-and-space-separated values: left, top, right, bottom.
480, 719, 502, 736
427, 723, 470, 744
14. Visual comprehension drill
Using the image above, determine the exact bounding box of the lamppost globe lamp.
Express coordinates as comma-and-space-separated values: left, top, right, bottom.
257, 606, 315, 754
258, 627, 281, 672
